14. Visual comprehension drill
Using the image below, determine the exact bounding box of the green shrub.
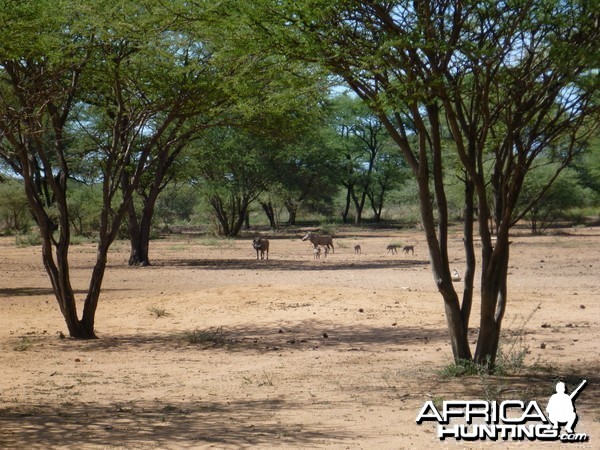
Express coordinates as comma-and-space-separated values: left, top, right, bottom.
15, 232, 42, 247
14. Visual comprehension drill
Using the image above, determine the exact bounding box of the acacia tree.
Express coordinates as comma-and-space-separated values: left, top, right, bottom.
329, 94, 390, 223
0, 0, 221, 337
367, 148, 409, 222
0, 0, 100, 338
234, 0, 600, 367
518, 164, 590, 234
105, 39, 227, 267
277, 129, 341, 226
191, 127, 282, 236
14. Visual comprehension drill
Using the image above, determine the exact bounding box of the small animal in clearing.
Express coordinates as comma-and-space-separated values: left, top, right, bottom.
354, 244, 362, 254
403, 245, 414, 255
387, 244, 399, 254
252, 237, 269, 260
302, 232, 334, 253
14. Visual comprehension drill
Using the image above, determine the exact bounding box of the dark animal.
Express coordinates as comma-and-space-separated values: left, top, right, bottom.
354, 244, 361, 254
302, 232, 334, 253
252, 237, 269, 260
387, 244, 398, 254
403, 245, 414, 255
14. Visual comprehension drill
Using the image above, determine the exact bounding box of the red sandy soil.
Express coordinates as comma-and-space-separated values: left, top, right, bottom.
0, 226, 598, 449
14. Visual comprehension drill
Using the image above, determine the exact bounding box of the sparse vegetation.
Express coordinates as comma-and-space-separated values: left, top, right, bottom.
13, 337, 32, 352
14, 232, 42, 247
439, 305, 538, 378
184, 327, 226, 345
148, 307, 169, 318
198, 238, 237, 248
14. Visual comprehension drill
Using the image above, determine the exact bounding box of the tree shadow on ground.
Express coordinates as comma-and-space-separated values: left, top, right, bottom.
431, 363, 600, 415
0, 288, 132, 298
160, 258, 429, 272
45, 320, 451, 354
0, 398, 352, 449
0, 287, 57, 298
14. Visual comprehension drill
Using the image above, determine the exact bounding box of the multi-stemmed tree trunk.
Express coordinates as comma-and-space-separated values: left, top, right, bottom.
284, 198, 299, 225
260, 200, 278, 229
0, 59, 150, 338
0, 12, 100, 338
208, 193, 253, 237
126, 192, 157, 267
124, 139, 192, 267
367, 182, 386, 223
0, 0, 228, 338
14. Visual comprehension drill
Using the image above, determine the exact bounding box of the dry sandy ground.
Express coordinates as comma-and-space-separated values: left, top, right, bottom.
0, 226, 599, 449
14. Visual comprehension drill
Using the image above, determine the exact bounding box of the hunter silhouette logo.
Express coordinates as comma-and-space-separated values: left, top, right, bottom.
416, 380, 589, 442
546, 380, 586, 434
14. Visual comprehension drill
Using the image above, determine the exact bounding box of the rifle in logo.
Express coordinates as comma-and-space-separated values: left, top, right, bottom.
546, 380, 586, 434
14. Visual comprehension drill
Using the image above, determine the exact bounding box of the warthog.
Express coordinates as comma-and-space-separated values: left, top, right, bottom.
354, 244, 361, 254
313, 246, 321, 259
302, 232, 334, 253
387, 244, 398, 254
252, 237, 269, 260
403, 245, 414, 255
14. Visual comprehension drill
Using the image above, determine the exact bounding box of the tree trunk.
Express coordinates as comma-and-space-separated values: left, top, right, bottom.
34, 210, 98, 338
474, 234, 510, 368
229, 198, 250, 237
461, 176, 476, 338
244, 210, 250, 230
351, 188, 364, 224
421, 103, 472, 362
372, 209, 381, 223
210, 194, 251, 237
341, 185, 352, 223
127, 197, 153, 266
284, 199, 298, 226
79, 242, 110, 336
357, 187, 369, 225
415, 171, 472, 361
368, 184, 385, 223
128, 203, 154, 266
260, 201, 277, 229
209, 195, 231, 236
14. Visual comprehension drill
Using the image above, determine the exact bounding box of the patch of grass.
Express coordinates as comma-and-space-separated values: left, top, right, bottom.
432, 396, 445, 410
15, 232, 42, 247
258, 371, 275, 387
184, 326, 226, 345
494, 302, 540, 375
438, 359, 505, 402
13, 337, 33, 352
437, 359, 482, 378
198, 237, 236, 248
69, 235, 96, 245
319, 222, 339, 236
243, 372, 276, 387
494, 340, 529, 375
478, 371, 505, 402
148, 306, 169, 318
437, 304, 541, 402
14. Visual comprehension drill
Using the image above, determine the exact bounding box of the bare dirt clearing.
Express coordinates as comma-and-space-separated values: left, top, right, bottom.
1, 227, 599, 449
